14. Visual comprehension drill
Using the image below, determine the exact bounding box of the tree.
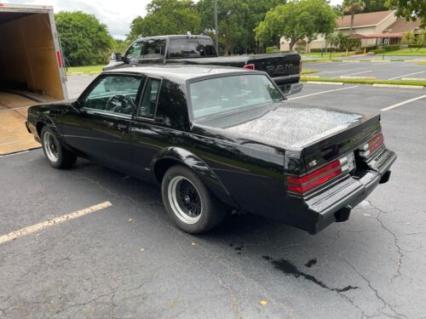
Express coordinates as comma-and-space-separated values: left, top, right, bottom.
197, 0, 286, 55
127, 0, 201, 41
112, 39, 131, 55
401, 31, 415, 45
326, 32, 360, 55
386, 0, 426, 27
362, 0, 388, 12
343, 0, 366, 32
56, 11, 114, 66
338, 33, 361, 52
255, 0, 336, 51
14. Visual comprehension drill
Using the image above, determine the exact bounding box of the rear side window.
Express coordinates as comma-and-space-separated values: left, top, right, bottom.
156, 80, 189, 129
168, 38, 217, 58
138, 78, 161, 118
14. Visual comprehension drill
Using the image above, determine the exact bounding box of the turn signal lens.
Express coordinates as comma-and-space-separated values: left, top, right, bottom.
359, 132, 384, 158
288, 160, 342, 195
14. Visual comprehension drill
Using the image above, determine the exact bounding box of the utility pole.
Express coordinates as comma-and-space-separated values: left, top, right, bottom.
214, 0, 219, 54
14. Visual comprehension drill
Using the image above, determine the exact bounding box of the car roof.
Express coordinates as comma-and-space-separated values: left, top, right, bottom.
135, 34, 212, 41
104, 64, 261, 83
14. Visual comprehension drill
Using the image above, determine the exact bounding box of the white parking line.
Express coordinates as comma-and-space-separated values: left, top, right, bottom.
288, 85, 358, 101
0, 201, 112, 245
388, 71, 426, 80
381, 95, 426, 112
320, 68, 363, 75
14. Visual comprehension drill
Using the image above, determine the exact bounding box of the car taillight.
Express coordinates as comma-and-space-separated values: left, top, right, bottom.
287, 159, 342, 195
287, 154, 355, 195
359, 132, 384, 158
243, 64, 255, 70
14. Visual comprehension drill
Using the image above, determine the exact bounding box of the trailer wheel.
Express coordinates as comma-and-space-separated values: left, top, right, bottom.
41, 127, 76, 169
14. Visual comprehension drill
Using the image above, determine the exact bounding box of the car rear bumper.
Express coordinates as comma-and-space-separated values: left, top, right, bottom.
272, 74, 302, 95
292, 149, 397, 234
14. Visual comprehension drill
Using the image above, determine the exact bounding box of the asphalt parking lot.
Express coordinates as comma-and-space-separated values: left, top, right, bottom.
304, 60, 426, 80
1, 76, 426, 319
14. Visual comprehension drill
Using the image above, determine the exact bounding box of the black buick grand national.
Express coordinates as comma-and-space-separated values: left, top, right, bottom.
26, 65, 396, 234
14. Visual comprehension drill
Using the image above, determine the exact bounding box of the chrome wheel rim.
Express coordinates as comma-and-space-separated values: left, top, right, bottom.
168, 176, 202, 224
43, 131, 59, 163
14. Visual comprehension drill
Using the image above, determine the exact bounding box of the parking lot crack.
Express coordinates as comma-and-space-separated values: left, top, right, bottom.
364, 200, 404, 282
50, 292, 112, 319
343, 258, 408, 319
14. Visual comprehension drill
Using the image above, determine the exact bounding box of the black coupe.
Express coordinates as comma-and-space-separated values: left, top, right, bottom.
26, 65, 396, 234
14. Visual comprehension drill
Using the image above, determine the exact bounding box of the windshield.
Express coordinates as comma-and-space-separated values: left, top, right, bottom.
168, 38, 217, 58
189, 74, 283, 120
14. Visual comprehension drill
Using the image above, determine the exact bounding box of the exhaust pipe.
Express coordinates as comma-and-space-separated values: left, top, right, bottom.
335, 206, 351, 222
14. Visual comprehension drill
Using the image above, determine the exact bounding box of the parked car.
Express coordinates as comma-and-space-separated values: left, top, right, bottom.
104, 34, 302, 95
26, 65, 396, 234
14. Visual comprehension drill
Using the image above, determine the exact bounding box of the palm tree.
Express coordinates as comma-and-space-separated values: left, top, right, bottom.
343, 0, 366, 33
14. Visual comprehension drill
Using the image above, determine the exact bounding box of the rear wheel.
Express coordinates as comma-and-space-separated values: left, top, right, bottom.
41, 127, 76, 169
161, 165, 225, 234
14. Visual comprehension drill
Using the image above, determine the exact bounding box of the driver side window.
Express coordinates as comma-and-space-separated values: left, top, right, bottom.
84, 75, 144, 116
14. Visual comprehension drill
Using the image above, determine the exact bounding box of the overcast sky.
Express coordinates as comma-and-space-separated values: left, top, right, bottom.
5, 0, 343, 39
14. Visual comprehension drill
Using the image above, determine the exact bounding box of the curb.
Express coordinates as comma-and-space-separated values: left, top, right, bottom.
303, 79, 425, 89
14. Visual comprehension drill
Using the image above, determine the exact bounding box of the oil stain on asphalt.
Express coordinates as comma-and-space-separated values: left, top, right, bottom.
263, 256, 358, 293
305, 258, 317, 268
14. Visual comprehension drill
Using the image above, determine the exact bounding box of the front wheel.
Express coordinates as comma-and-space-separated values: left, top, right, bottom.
161, 165, 225, 234
41, 127, 76, 169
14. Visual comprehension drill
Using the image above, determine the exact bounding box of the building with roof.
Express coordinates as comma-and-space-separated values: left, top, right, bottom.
280, 10, 423, 52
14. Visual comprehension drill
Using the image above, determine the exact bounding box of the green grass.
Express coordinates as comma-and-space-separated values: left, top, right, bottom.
66, 65, 103, 75
377, 48, 426, 56
301, 75, 426, 87
301, 69, 318, 75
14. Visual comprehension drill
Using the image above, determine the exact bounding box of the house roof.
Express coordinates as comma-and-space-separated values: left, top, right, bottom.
337, 10, 394, 29
351, 32, 404, 39
384, 17, 422, 33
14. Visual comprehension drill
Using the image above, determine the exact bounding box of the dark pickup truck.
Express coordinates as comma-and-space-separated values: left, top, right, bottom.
104, 34, 303, 95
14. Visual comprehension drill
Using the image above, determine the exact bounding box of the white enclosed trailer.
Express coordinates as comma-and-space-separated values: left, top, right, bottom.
0, 3, 67, 154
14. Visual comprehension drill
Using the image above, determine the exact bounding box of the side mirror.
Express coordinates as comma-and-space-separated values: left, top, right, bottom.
71, 100, 82, 114
111, 52, 123, 62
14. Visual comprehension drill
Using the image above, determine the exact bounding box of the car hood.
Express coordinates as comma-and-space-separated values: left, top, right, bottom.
197, 103, 367, 150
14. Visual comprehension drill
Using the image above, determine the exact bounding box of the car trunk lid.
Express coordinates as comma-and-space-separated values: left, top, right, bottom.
300, 114, 381, 173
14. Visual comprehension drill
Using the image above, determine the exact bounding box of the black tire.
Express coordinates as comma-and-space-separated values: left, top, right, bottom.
161, 165, 226, 234
40, 126, 76, 169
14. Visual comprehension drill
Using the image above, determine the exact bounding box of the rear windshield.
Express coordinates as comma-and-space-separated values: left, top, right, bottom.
189, 74, 283, 120
125, 39, 166, 61
168, 38, 217, 58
